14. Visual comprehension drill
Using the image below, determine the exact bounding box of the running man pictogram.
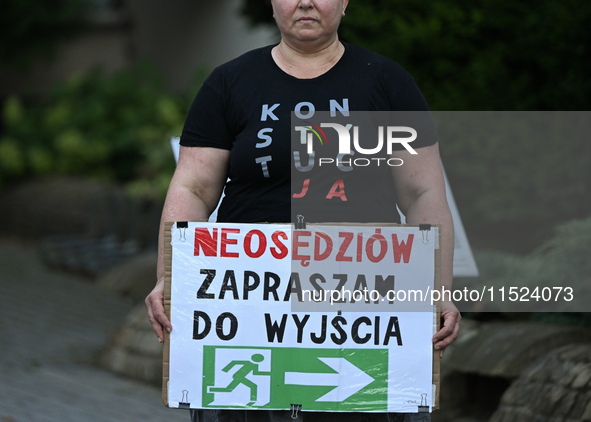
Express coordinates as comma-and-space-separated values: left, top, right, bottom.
208, 353, 270, 405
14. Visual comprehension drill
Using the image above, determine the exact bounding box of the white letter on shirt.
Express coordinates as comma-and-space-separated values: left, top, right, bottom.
261, 104, 280, 121
330, 98, 349, 117
256, 128, 273, 148
255, 156, 273, 178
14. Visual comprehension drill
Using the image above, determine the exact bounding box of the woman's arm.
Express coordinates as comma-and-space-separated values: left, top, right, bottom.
390, 142, 461, 357
146, 146, 230, 343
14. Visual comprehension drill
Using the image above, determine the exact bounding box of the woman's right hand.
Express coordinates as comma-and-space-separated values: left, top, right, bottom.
145, 278, 172, 343
148, 146, 230, 343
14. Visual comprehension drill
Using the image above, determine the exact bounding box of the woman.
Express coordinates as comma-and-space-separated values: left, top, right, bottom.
146, 1, 460, 421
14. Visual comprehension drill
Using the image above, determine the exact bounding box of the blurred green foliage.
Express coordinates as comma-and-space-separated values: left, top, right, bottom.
0, 0, 89, 69
240, 0, 275, 29
0, 64, 204, 198
339, 0, 590, 111
241, 0, 591, 110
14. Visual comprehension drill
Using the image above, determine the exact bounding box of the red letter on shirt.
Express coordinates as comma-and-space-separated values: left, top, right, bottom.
326, 179, 347, 201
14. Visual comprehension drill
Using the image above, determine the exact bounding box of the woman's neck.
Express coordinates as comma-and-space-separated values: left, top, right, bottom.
271, 37, 345, 79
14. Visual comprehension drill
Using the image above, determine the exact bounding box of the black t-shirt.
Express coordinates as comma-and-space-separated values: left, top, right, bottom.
180, 42, 437, 224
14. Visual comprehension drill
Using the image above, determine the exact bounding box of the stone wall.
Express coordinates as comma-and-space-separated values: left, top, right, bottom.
490, 344, 591, 422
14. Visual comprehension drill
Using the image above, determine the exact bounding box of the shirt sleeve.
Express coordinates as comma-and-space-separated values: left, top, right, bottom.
179, 69, 234, 150
389, 77, 439, 150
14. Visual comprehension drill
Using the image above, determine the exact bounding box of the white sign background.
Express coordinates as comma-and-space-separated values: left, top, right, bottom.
168, 222, 436, 413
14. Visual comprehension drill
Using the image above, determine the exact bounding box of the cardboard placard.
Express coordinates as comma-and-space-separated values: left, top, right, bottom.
163, 222, 441, 413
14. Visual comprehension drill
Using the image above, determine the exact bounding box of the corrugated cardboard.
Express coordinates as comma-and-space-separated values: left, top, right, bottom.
162, 221, 173, 406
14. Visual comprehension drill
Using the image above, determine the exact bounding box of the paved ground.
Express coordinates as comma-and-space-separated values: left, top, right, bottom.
0, 238, 188, 422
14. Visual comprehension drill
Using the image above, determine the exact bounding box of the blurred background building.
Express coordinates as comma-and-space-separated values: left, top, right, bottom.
0, 0, 277, 96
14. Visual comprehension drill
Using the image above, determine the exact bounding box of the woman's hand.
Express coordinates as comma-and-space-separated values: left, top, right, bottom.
432, 300, 461, 358
147, 146, 230, 342
145, 278, 172, 343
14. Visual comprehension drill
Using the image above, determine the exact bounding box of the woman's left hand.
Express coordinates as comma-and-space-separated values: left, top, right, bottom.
432, 300, 461, 358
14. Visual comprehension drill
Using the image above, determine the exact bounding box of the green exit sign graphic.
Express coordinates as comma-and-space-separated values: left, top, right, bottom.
202, 346, 389, 412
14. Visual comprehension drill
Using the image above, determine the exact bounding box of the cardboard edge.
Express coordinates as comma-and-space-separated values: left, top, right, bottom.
432, 223, 442, 411
162, 221, 173, 407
